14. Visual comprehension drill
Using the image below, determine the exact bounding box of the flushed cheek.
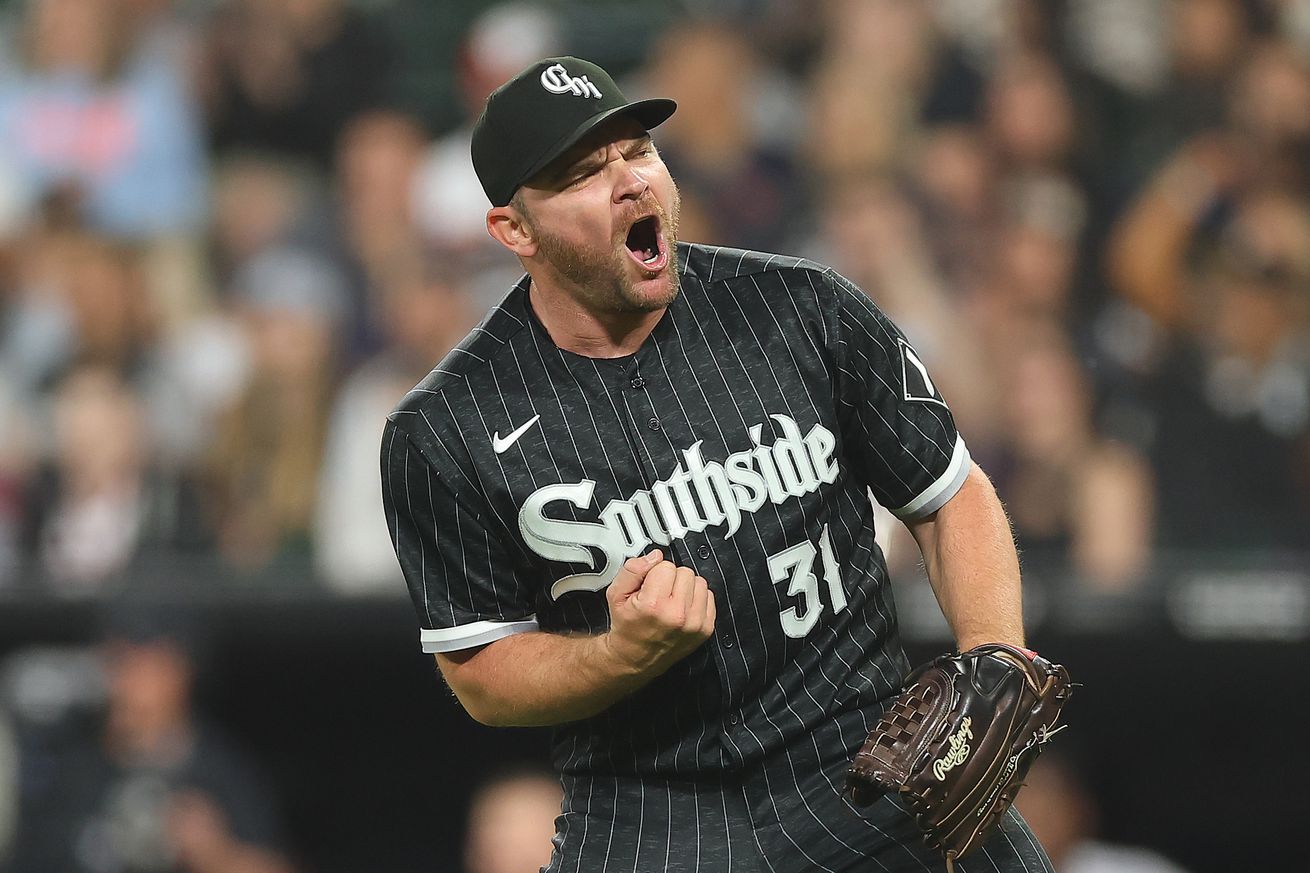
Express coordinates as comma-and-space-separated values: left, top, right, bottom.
542, 219, 608, 256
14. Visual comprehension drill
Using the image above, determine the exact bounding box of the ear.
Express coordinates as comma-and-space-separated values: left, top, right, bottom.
486, 206, 538, 257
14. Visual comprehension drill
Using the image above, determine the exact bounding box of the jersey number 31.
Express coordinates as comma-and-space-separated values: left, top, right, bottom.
768, 524, 848, 638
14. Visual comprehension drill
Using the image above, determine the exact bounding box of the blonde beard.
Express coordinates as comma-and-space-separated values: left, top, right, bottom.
528, 191, 682, 314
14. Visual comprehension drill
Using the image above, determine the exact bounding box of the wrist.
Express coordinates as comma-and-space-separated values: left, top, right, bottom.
595, 631, 649, 681
957, 633, 1026, 653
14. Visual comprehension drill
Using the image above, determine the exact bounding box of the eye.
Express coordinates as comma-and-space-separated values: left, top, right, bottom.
565, 165, 599, 187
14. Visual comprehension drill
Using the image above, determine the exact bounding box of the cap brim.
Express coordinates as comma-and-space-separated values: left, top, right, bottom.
515, 97, 678, 195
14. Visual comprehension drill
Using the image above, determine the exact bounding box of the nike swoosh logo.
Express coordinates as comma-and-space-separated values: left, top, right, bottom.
492, 414, 541, 454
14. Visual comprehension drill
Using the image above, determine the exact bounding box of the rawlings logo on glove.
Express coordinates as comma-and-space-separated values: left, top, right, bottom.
932, 717, 974, 780
846, 643, 1073, 870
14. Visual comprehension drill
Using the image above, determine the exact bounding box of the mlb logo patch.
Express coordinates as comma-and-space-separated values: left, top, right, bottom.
898, 338, 947, 407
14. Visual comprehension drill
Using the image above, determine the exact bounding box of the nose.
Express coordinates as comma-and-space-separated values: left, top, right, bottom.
612, 156, 648, 204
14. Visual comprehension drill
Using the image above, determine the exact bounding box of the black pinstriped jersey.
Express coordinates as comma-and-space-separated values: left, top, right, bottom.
381, 242, 970, 779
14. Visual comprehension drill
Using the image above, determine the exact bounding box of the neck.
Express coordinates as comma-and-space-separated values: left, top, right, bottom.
526, 274, 666, 358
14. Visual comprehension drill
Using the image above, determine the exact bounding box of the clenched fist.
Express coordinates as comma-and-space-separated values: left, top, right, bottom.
602, 549, 716, 678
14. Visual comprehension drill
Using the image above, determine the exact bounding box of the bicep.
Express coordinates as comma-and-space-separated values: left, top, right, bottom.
432, 633, 563, 726
432, 641, 504, 723
433, 644, 486, 700
904, 462, 1006, 560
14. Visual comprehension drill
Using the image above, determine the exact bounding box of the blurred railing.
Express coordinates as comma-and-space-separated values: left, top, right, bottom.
5, 550, 1306, 642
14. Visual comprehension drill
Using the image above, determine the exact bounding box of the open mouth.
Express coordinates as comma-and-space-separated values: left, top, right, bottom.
624, 215, 668, 273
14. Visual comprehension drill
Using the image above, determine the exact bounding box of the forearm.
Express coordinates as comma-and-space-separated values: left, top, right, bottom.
438, 552, 716, 728
907, 463, 1025, 651
436, 630, 654, 727
1107, 145, 1226, 330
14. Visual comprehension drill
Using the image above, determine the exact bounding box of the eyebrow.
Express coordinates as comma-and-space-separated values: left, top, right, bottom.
563, 149, 605, 176
556, 134, 654, 179
623, 134, 654, 153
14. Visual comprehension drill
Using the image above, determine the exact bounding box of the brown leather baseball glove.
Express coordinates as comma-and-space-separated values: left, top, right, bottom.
846, 643, 1073, 870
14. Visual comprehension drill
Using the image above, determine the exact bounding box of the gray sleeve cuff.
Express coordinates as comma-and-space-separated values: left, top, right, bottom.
891, 436, 971, 520
419, 617, 539, 653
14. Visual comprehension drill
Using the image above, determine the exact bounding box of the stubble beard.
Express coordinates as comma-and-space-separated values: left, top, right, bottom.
532, 186, 682, 315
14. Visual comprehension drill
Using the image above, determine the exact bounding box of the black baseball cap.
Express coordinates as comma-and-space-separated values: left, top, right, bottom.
471, 56, 677, 207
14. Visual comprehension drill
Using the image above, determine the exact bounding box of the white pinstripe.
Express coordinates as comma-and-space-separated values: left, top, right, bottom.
711, 270, 917, 872
675, 282, 812, 757
420, 404, 523, 556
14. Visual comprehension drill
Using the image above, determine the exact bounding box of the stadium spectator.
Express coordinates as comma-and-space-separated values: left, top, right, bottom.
201, 0, 396, 170
1114, 0, 1251, 184
412, 2, 564, 312
991, 325, 1155, 588
315, 254, 473, 592
208, 153, 320, 290
805, 0, 938, 182
335, 111, 426, 278
909, 124, 1002, 292
205, 247, 346, 570
805, 175, 1001, 452
6, 604, 293, 873
0, 0, 208, 239
1063, 0, 1172, 98
985, 52, 1080, 174
414, 3, 562, 251
1, 232, 155, 396
643, 20, 806, 252
1108, 141, 1310, 549
463, 769, 562, 873
331, 110, 428, 358
1226, 40, 1310, 194
0, 229, 229, 466
20, 365, 208, 594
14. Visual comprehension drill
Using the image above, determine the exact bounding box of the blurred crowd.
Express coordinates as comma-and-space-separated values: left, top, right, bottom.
8, 1, 1298, 871
1, 0, 1308, 608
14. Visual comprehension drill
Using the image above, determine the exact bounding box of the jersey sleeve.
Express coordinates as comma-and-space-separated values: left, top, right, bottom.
826, 271, 971, 519
381, 419, 540, 653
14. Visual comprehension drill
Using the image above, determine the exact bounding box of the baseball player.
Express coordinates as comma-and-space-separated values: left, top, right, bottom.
382, 57, 1054, 873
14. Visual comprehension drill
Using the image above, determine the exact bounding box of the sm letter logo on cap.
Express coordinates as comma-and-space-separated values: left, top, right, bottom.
540, 63, 603, 99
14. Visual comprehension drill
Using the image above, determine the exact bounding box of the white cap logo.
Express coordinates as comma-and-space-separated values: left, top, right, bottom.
540, 63, 603, 99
